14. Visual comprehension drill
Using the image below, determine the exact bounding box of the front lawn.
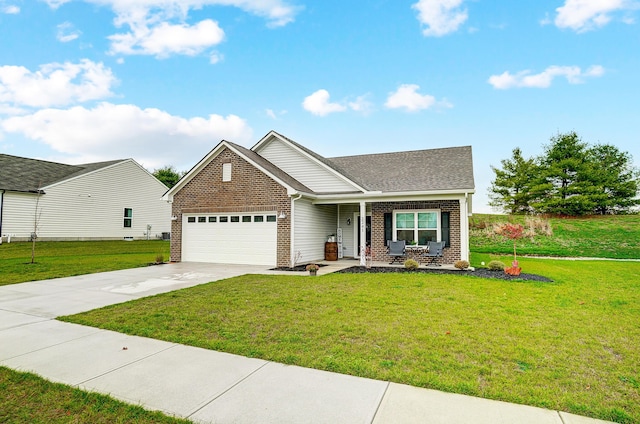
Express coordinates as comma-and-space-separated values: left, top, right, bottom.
0, 240, 170, 286
0, 366, 189, 423
61, 257, 640, 423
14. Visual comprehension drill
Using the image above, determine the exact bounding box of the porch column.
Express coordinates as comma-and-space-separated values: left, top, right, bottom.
459, 195, 470, 261
359, 201, 366, 266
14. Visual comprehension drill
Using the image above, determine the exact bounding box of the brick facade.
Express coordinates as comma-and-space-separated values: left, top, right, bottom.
370, 200, 461, 265
170, 147, 291, 266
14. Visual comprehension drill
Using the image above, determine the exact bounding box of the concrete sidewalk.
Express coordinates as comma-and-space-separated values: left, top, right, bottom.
0, 263, 614, 424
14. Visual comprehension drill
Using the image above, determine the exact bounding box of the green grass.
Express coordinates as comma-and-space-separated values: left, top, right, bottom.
0, 366, 189, 424
0, 240, 169, 286
61, 258, 640, 423
470, 214, 640, 259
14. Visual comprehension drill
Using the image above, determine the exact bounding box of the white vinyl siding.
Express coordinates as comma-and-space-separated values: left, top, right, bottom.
293, 198, 337, 263
259, 138, 357, 193
0, 160, 171, 240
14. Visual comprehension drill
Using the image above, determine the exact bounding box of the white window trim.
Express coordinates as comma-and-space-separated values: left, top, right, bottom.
392, 209, 441, 246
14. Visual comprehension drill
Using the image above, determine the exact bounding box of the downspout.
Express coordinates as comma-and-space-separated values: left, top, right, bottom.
0, 190, 4, 243
290, 194, 303, 267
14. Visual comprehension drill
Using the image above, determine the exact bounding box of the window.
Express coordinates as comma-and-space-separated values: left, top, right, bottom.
187, 216, 196, 223
198, 216, 206, 223
230, 216, 240, 223
124, 208, 132, 228
219, 216, 228, 222
394, 210, 440, 245
208, 216, 217, 223
222, 163, 232, 182
242, 216, 252, 222
254, 215, 264, 223
266, 215, 277, 222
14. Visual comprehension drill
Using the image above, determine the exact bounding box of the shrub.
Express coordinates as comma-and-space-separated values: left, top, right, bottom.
404, 259, 420, 270
454, 260, 470, 270
487, 260, 506, 271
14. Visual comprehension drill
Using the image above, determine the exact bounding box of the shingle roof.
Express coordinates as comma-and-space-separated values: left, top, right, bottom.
0, 154, 125, 192
327, 146, 475, 192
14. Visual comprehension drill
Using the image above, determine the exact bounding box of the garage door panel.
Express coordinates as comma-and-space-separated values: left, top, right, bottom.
182, 214, 277, 266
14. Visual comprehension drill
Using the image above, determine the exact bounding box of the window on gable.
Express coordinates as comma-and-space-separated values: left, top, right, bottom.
124, 208, 133, 228
222, 163, 232, 182
393, 210, 440, 245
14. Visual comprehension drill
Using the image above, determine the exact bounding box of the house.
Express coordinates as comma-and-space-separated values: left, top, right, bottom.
0, 154, 171, 242
164, 131, 475, 267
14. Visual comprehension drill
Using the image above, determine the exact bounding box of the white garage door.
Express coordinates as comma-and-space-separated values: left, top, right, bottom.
182, 212, 278, 266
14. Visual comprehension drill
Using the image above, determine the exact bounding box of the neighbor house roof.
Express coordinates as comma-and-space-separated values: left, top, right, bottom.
328, 146, 475, 193
0, 154, 125, 193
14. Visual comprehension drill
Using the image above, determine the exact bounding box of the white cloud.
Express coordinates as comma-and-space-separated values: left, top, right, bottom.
385, 84, 449, 112
554, 0, 638, 32
488, 65, 605, 89
209, 51, 223, 64
0, 103, 252, 169
57, 22, 82, 42
0, 60, 117, 108
348, 95, 374, 115
302, 89, 347, 116
109, 19, 224, 58
2, 4, 20, 14
45, 1, 300, 58
412, 0, 468, 36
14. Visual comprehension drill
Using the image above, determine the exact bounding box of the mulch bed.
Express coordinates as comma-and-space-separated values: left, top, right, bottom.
270, 264, 329, 272
335, 266, 553, 282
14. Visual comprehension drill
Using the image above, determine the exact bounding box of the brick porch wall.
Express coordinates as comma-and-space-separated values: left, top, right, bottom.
170, 147, 291, 267
371, 201, 461, 265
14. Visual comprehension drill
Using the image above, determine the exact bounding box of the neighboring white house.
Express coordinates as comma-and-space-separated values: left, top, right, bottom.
0, 154, 171, 242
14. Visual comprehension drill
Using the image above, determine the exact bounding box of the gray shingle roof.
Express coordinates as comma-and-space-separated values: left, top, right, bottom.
0, 154, 125, 192
327, 146, 475, 193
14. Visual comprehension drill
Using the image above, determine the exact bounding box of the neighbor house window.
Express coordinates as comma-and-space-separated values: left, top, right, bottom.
394, 210, 440, 245
124, 208, 133, 228
222, 163, 232, 182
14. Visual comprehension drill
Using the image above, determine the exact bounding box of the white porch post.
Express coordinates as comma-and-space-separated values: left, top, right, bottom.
459, 195, 470, 261
359, 201, 366, 266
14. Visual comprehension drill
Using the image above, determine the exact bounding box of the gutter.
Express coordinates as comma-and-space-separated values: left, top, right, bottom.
0, 190, 4, 240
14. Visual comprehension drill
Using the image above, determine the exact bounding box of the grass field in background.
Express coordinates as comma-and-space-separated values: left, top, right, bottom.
470, 214, 640, 259
61, 258, 640, 423
0, 366, 189, 424
0, 240, 169, 286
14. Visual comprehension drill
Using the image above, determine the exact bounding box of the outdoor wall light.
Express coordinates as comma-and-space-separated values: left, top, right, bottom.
278, 212, 287, 219
346, 218, 351, 226
171, 215, 178, 221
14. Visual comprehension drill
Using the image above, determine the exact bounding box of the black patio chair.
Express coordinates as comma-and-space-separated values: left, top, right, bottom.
424, 241, 444, 266
388, 240, 406, 264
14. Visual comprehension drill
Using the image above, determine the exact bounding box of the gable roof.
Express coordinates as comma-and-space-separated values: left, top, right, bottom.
226, 141, 313, 193
328, 146, 475, 193
0, 154, 126, 193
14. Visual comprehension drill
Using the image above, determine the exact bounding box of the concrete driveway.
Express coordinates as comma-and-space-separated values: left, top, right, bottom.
0, 263, 614, 424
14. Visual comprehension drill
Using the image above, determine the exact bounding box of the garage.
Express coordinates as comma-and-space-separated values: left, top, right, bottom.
182, 212, 278, 266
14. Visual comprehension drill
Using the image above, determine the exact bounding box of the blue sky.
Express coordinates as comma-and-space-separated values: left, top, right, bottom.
1, 0, 638, 213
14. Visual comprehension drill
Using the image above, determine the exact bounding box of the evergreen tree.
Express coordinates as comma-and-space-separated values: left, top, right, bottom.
584, 144, 640, 214
489, 148, 540, 214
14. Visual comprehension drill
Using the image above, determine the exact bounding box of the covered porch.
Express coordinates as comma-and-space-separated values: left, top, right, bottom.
295, 194, 471, 267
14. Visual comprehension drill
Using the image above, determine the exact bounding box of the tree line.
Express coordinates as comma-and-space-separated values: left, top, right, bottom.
489, 131, 640, 216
